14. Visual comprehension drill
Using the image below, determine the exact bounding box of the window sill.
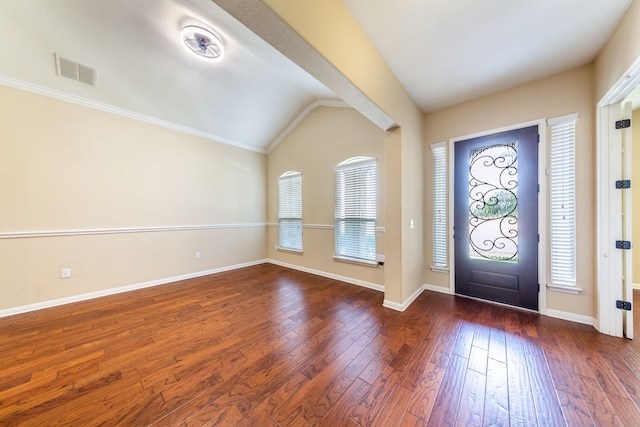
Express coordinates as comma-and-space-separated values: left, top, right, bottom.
430, 266, 449, 273
333, 256, 379, 268
276, 247, 303, 255
547, 284, 583, 295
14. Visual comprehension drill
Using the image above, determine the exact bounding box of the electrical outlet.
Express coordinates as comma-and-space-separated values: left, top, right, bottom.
195, 251, 201, 260
61, 268, 71, 279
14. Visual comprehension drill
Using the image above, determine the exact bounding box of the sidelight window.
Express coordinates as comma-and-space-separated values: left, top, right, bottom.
431, 142, 448, 269
548, 114, 578, 287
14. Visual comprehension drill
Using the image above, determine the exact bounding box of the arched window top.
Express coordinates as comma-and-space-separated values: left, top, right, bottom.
278, 170, 301, 180
334, 156, 376, 172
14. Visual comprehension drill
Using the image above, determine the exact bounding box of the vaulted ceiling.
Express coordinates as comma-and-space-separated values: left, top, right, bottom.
0, 1, 633, 153
0, 0, 337, 153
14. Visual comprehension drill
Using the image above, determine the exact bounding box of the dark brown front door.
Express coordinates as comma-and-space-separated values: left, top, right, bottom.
454, 126, 539, 310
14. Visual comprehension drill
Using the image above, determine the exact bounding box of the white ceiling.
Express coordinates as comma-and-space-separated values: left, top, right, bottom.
343, 0, 633, 112
0, 1, 634, 153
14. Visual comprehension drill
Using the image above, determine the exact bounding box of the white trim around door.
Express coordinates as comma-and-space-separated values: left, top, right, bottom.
596, 55, 640, 338
447, 119, 547, 315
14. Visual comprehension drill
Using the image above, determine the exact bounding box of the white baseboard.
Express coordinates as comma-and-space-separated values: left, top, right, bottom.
383, 286, 425, 312
422, 284, 596, 328
546, 309, 596, 327
0, 259, 601, 331
634, 283, 640, 290
267, 259, 384, 292
422, 283, 453, 295
383, 284, 451, 312
0, 259, 268, 318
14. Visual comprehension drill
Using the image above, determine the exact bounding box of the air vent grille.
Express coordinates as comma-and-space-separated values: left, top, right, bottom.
56, 54, 97, 87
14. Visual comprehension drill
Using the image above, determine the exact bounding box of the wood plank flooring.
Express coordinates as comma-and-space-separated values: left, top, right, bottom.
2, 263, 640, 425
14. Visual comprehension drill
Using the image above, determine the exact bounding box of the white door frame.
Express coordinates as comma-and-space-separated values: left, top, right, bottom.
596, 56, 640, 337
447, 119, 547, 315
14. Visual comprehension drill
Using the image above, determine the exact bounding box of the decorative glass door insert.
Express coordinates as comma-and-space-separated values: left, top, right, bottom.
468, 142, 518, 262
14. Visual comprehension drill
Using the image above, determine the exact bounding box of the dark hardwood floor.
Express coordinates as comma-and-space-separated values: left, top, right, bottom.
2, 263, 640, 426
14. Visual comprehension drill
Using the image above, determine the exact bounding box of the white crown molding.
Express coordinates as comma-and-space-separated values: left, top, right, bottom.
0, 223, 266, 239
0, 259, 268, 318
266, 99, 351, 153
597, 55, 640, 106
0, 74, 265, 154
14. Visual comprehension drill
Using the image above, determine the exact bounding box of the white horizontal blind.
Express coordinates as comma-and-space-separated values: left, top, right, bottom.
334, 157, 376, 262
549, 114, 577, 286
278, 172, 302, 251
432, 142, 447, 268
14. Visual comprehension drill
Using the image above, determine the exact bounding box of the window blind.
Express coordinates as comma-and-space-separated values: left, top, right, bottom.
432, 142, 447, 268
278, 172, 302, 251
549, 114, 577, 287
334, 157, 377, 263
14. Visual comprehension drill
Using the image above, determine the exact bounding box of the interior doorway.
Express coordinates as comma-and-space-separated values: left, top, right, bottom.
629, 90, 640, 293
628, 89, 640, 338
597, 57, 640, 339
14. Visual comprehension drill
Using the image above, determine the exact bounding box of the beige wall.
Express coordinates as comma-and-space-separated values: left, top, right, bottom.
0, 85, 267, 310
267, 106, 385, 286
259, 0, 425, 306
423, 65, 596, 319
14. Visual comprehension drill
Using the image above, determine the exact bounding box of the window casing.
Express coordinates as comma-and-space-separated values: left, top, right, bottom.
278, 171, 302, 252
548, 114, 578, 287
334, 157, 377, 264
431, 142, 447, 269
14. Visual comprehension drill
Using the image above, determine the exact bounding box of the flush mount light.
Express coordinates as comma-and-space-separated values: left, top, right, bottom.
181, 25, 224, 62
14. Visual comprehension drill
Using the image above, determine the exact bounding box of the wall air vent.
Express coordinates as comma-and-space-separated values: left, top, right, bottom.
55, 54, 97, 87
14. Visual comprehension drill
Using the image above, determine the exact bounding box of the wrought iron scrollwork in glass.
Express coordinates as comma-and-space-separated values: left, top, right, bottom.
468, 142, 518, 262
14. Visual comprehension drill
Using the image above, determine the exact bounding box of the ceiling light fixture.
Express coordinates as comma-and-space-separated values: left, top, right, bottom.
181, 25, 224, 62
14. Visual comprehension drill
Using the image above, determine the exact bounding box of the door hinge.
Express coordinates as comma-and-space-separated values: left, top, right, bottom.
616, 300, 632, 311
616, 180, 631, 189
615, 240, 631, 250
615, 119, 631, 129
